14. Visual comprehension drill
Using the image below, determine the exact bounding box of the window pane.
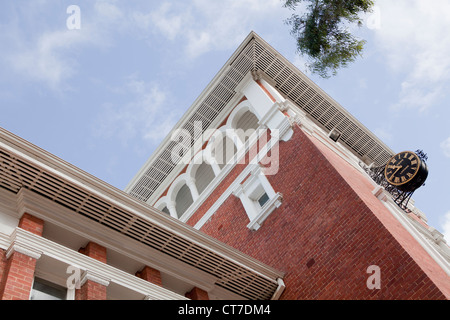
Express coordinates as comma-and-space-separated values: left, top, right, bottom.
258, 192, 270, 207
30, 278, 67, 300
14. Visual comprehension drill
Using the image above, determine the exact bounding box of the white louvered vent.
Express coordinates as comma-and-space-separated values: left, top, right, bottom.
0, 141, 280, 300
252, 40, 393, 166
127, 40, 255, 202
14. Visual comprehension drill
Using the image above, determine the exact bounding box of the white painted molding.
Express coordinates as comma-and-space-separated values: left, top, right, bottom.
12, 188, 283, 298
247, 192, 283, 231
372, 186, 388, 202
6, 240, 42, 260
194, 163, 257, 230
15, 188, 218, 291
271, 278, 286, 300
5, 227, 188, 300
193, 127, 284, 230
6, 228, 43, 260
80, 270, 111, 287
382, 198, 450, 276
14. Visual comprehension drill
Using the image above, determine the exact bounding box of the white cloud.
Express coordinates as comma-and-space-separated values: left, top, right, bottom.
8, 29, 97, 89
373, 127, 393, 143
94, 75, 180, 148
442, 211, 450, 242
136, 0, 285, 59
94, 1, 124, 22
2, 1, 123, 89
132, 2, 189, 41
373, 0, 450, 112
440, 137, 450, 158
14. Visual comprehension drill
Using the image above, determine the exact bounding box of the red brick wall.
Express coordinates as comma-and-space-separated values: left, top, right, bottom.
19, 213, 44, 236
0, 213, 45, 300
77, 242, 108, 300
188, 126, 448, 300
0, 251, 38, 300
75, 280, 107, 300
135, 266, 162, 287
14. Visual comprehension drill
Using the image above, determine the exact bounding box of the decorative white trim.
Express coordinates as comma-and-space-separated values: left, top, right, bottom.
179, 124, 270, 223
381, 197, 450, 276
233, 165, 282, 231
80, 270, 111, 287
15, 189, 218, 291
0, 125, 284, 299
11, 188, 283, 298
5, 227, 187, 300
195, 159, 283, 232
6, 228, 42, 260
194, 164, 258, 230
247, 192, 283, 231
0, 232, 9, 250
227, 100, 259, 132
271, 278, 286, 300
6, 241, 42, 260
258, 102, 293, 142
372, 186, 388, 202
193, 124, 284, 230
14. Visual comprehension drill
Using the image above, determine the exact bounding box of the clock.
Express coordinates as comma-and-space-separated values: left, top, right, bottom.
384, 151, 428, 192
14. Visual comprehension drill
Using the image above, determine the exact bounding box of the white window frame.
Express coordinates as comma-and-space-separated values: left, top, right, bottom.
232, 166, 282, 231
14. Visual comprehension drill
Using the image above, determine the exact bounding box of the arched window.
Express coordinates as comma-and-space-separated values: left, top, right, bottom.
194, 162, 215, 194
174, 184, 193, 218
234, 110, 259, 143
211, 134, 237, 169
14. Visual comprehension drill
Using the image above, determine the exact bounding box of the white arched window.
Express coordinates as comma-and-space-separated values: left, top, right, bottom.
154, 197, 176, 218
210, 130, 238, 169
193, 162, 216, 195
228, 100, 260, 144
174, 184, 193, 218
234, 110, 259, 143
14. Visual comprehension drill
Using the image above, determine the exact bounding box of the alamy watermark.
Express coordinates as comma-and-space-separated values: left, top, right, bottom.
169, 121, 281, 175
66, 5, 81, 30
366, 265, 381, 290
66, 265, 81, 290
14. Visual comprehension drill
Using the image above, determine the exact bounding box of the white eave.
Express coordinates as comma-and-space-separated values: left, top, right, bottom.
0, 126, 284, 300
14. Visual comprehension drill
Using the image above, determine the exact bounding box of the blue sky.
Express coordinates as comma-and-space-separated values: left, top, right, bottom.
1, 0, 449, 240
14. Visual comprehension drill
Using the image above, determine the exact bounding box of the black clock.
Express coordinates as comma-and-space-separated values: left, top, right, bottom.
384, 151, 428, 192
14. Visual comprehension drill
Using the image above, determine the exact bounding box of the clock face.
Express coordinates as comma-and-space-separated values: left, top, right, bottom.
384, 151, 420, 186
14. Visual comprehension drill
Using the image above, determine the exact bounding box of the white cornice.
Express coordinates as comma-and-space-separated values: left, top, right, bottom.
6, 235, 43, 260
80, 270, 111, 287
380, 195, 450, 276
5, 227, 187, 300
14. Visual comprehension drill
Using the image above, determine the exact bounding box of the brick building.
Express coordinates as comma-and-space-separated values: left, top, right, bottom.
126, 32, 450, 300
1, 32, 449, 300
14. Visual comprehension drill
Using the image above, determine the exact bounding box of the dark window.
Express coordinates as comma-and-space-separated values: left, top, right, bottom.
30, 277, 66, 300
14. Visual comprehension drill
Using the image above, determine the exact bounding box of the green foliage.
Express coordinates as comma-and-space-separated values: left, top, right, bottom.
283, 0, 374, 78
